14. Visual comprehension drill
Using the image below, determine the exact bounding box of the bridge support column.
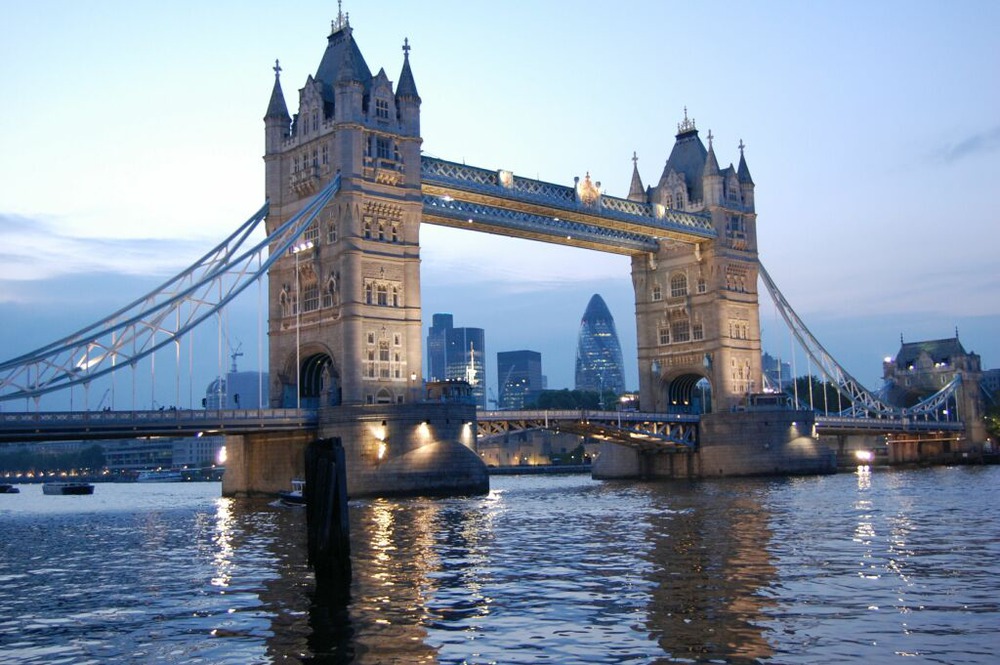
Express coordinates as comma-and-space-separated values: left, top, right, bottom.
222, 430, 316, 497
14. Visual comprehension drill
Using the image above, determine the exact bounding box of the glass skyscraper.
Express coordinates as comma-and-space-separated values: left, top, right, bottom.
574, 294, 626, 398
497, 350, 544, 410
426, 313, 486, 409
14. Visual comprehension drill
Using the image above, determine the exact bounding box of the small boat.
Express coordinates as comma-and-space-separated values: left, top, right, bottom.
136, 469, 183, 483
43, 481, 95, 496
0, 483, 20, 494
278, 479, 306, 506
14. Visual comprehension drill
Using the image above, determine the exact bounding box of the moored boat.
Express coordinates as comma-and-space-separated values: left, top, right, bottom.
278, 479, 306, 506
136, 469, 183, 483
0, 483, 20, 494
43, 482, 95, 496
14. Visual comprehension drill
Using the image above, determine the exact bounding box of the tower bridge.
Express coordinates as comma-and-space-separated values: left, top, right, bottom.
0, 13, 988, 494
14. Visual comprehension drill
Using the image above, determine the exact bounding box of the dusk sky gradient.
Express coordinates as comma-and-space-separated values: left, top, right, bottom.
1, 1, 998, 409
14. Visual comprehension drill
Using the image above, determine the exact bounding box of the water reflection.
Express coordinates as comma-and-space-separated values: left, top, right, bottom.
642, 481, 777, 663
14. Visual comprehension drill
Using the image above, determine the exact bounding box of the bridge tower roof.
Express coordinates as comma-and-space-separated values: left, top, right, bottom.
264, 60, 290, 121
315, 11, 372, 106
659, 108, 707, 204
627, 152, 645, 202
737, 140, 754, 185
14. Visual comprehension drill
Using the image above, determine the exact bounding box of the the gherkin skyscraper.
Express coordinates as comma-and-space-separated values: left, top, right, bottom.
574, 294, 626, 396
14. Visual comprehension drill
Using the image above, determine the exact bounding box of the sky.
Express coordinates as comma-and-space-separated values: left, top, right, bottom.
1, 1, 998, 410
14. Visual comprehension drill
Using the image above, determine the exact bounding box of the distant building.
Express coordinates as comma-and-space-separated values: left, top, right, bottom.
883, 335, 981, 407
574, 294, 626, 398
426, 313, 486, 408
205, 371, 269, 409
101, 436, 225, 471
497, 350, 544, 410
982, 368, 1000, 401
762, 352, 793, 391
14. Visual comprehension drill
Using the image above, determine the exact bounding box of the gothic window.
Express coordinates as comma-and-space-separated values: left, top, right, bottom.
323, 277, 336, 308
366, 350, 376, 378
377, 222, 386, 241
327, 221, 337, 244
391, 286, 400, 307
363, 216, 373, 239
293, 156, 300, 173
367, 331, 375, 345
375, 98, 390, 120
303, 285, 319, 312
365, 283, 373, 304
322, 144, 329, 165
670, 273, 688, 298
279, 290, 289, 317
665, 194, 673, 208
652, 285, 662, 302
659, 327, 670, 345
311, 150, 318, 168
391, 223, 400, 243
312, 111, 319, 132
697, 278, 707, 294
393, 333, 402, 346
376, 284, 388, 306
692, 323, 704, 341
376, 137, 392, 160
304, 222, 319, 245
290, 292, 299, 315
671, 319, 691, 343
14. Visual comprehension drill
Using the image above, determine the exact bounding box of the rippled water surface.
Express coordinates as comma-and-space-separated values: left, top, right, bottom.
1, 466, 998, 663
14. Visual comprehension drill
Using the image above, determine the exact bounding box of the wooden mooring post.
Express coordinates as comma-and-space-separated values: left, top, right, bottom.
305, 437, 351, 597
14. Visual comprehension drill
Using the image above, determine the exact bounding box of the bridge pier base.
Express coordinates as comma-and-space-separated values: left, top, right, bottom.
593, 410, 835, 480
222, 403, 489, 498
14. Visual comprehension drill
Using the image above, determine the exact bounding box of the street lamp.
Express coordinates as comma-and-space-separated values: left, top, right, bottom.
292, 240, 314, 409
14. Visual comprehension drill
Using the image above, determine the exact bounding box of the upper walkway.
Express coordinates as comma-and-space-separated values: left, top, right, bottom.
420, 157, 716, 255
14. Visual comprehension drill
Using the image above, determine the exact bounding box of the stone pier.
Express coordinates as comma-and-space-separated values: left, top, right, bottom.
222, 402, 489, 498
593, 410, 835, 480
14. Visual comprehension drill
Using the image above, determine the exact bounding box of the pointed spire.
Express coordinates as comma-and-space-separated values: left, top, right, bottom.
737, 138, 754, 184
265, 59, 290, 120
396, 37, 420, 100
628, 151, 645, 201
703, 130, 720, 177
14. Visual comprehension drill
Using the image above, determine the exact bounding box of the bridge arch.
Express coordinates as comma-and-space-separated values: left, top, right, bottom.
281, 347, 341, 408
661, 372, 712, 415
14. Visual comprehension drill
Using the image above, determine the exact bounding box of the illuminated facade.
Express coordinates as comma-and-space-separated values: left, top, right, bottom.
574, 294, 626, 397
631, 111, 761, 412
264, 11, 423, 407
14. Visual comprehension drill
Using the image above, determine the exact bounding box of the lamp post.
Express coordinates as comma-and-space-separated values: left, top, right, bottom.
292, 240, 314, 409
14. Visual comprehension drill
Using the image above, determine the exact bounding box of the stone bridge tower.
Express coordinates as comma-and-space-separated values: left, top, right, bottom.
264, 13, 423, 407
630, 112, 761, 413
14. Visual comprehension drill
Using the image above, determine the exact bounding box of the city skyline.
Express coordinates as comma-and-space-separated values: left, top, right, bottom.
1, 2, 998, 407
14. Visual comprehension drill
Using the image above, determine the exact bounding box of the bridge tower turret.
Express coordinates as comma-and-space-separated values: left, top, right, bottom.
264, 13, 424, 408
633, 111, 761, 413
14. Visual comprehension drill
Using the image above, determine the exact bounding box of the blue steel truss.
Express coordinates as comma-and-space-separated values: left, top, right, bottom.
421, 157, 717, 246
0, 176, 341, 403
759, 262, 963, 422
422, 195, 659, 253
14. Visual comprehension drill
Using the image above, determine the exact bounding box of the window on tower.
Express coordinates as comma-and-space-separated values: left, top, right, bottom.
375, 98, 390, 120
376, 137, 392, 160
670, 273, 688, 298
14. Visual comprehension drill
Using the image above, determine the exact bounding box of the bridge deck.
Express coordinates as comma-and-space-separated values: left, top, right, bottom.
0, 409, 317, 442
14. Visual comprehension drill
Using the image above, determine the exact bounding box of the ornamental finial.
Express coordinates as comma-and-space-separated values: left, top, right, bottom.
273, 59, 282, 78
332, 0, 348, 32
677, 106, 696, 133
402, 37, 411, 59
632, 151, 638, 166
738, 138, 746, 154
707, 129, 714, 149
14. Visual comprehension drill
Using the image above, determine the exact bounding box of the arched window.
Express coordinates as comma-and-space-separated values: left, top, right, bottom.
391, 223, 400, 243
671, 319, 691, 343
279, 290, 289, 317
670, 273, 688, 298
377, 223, 386, 241
365, 283, 373, 304
363, 218, 373, 239
376, 284, 388, 306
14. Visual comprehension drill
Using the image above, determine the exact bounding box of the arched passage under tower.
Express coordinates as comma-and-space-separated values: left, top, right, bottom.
659, 372, 712, 415
289, 352, 341, 409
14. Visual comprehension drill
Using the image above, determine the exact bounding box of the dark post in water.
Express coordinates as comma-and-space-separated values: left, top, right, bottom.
305, 437, 351, 597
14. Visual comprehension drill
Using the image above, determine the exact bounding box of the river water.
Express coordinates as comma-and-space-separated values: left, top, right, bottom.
1, 466, 998, 664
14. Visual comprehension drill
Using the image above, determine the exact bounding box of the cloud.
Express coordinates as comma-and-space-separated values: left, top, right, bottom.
937, 125, 1000, 163
0, 212, 208, 286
